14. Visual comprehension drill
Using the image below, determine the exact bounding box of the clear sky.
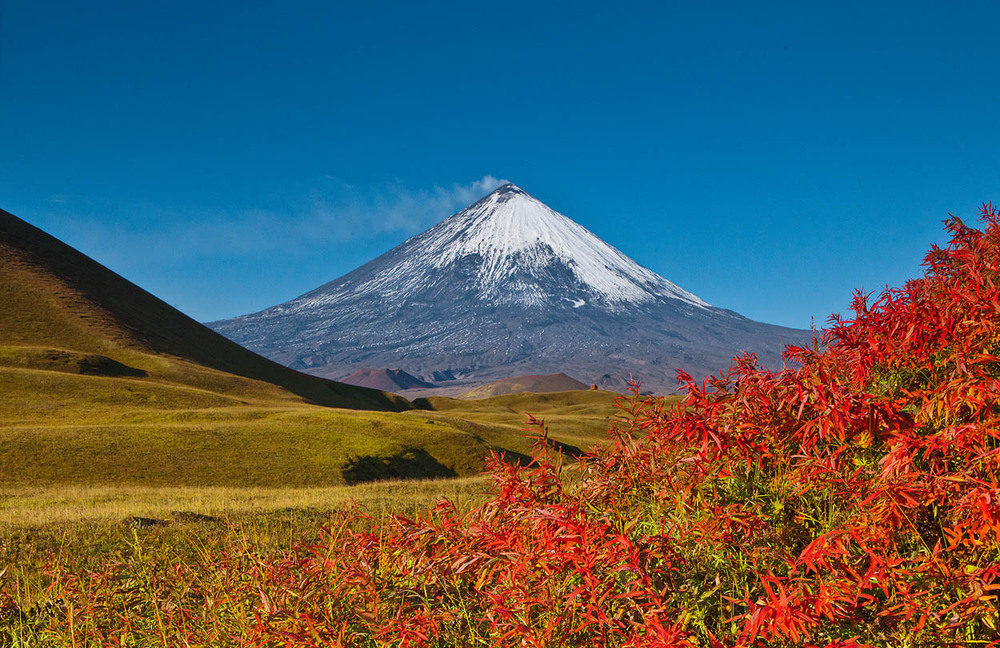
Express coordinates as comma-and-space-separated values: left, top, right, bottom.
2, 1, 998, 329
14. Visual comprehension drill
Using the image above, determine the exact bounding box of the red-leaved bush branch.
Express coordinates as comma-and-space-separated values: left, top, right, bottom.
6, 205, 1000, 647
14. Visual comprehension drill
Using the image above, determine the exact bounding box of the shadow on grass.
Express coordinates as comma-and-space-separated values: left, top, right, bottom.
341, 440, 585, 485
0, 348, 148, 377
74, 354, 148, 377
488, 440, 584, 468
341, 449, 458, 484
549, 438, 586, 459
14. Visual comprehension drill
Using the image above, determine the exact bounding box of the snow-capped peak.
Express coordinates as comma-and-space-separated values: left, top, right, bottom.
294, 182, 708, 312
417, 183, 709, 308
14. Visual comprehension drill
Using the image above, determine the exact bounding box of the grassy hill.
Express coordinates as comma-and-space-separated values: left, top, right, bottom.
0, 207, 410, 412
0, 390, 628, 489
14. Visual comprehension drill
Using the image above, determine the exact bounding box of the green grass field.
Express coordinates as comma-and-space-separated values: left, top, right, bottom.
0, 358, 626, 489
0, 383, 642, 626
0, 387, 644, 631
0, 207, 640, 492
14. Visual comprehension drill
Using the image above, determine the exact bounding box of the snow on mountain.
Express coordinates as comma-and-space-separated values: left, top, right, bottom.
291, 184, 705, 312
210, 183, 808, 393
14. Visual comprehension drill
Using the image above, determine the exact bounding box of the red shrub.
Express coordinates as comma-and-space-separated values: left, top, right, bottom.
246, 204, 1000, 647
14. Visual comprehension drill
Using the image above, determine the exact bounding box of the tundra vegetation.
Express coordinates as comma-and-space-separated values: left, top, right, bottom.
5, 205, 1000, 646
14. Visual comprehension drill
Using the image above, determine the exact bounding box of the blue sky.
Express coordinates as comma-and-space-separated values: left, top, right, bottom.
2, 1, 998, 329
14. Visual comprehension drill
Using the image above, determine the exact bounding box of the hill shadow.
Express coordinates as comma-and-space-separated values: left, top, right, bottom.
0, 348, 148, 377
341, 448, 458, 484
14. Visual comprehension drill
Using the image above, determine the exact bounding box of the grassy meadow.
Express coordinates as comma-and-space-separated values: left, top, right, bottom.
0, 206, 629, 514
0, 360, 624, 489
0, 375, 635, 644
0, 476, 494, 608
0, 340, 626, 493
0, 364, 635, 631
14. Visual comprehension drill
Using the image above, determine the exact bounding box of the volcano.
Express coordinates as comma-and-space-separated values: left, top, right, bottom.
210, 184, 807, 392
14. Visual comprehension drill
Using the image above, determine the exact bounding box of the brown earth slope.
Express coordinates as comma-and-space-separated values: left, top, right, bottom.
339, 368, 436, 392
458, 372, 589, 399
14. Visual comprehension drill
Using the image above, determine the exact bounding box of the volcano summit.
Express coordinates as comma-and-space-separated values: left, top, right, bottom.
211, 184, 807, 392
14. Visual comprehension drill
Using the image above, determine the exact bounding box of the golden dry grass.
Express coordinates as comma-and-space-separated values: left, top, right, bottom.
0, 475, 492, 526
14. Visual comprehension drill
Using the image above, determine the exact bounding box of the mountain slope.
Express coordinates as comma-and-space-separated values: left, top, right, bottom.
339, 368, 436, 392
0, 207, 409, 411
212, 184, 809, 392
459, 373, 589, 399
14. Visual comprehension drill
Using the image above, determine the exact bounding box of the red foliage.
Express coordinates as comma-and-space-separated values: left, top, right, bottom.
244, 204, 1000, 647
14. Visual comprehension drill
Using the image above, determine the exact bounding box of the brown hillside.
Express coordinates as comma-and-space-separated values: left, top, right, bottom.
339, 368, 435, 392
0, 207, 409, 411
458, 372, 589, 399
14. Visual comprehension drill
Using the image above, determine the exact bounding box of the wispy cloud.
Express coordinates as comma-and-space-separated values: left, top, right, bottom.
303, 175, 509, 242
42, 175, 509, 264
